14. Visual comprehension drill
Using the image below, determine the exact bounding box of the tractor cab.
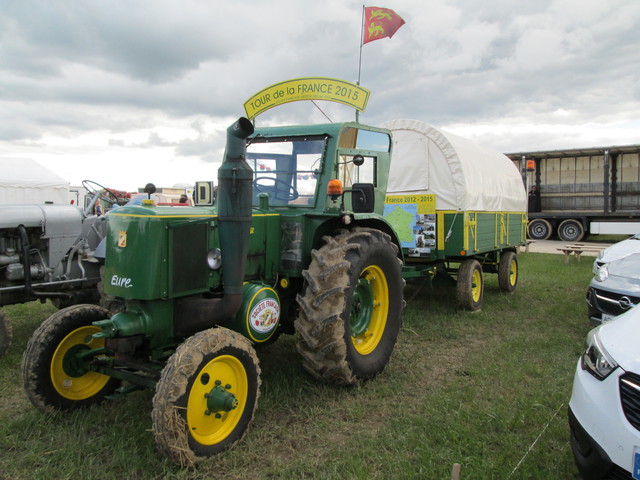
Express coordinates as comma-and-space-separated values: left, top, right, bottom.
247, 122, 391, 217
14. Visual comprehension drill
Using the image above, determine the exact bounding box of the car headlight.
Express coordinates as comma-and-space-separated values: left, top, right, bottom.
595, 264, 608, 282
581, 328, 618, 380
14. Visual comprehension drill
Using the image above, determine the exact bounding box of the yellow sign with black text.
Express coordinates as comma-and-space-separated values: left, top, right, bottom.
244, 77, 370, 119
384, 194, 436, 215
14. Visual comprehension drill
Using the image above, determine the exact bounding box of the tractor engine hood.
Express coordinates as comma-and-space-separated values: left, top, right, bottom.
96, 118, 255, 341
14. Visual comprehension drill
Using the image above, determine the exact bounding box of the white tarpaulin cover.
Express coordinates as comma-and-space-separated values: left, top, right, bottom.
382, 119, 527, 212
0, 158, 70, 204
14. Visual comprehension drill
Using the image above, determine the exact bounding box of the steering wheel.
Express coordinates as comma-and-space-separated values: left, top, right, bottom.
253, 177, 299, 201
82, 180, 120, 205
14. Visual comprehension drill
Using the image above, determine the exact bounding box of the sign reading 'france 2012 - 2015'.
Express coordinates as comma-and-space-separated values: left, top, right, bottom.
243, 77, 370, 120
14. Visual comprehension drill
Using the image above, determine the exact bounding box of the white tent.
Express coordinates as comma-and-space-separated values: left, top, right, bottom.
0, 158, 70, 204
382, 119, 527, 213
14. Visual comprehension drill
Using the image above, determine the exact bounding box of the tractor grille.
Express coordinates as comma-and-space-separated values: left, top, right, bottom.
620, 371, 640, 432
172, 222, 209, 295
588, 287, 640, 317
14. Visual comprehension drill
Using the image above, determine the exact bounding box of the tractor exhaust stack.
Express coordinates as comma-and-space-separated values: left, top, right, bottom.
174, 117, 254, 337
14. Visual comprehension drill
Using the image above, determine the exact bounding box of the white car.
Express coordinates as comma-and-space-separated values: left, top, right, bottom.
587, 235, 640, 324
569, 306, 640, 479
595, 234, 640, 267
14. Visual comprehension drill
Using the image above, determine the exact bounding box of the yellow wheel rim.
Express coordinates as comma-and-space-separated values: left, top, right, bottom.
187, 355, 248, 446
50, 326, 110, 400
471, 268, 482, 303
351, 265, 389, 355
509, 259, 517, 286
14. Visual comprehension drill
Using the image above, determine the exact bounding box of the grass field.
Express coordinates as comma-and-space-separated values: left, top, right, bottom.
0, 252, 593, 479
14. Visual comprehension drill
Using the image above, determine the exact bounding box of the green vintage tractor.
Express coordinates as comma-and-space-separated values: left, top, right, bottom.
22, 118, 406, 465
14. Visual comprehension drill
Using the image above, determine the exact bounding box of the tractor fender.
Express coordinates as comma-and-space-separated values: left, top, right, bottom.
351, 215, 404, 262
309, 215, 403, 263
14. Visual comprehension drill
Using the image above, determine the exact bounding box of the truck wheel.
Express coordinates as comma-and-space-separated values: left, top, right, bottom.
295, 228, 404, 385
21, 304, 118, 412
0, 310, 12, 357
498, 251, 518, 293
457, 259, 484, 310
558, 219, 585, 242
527, 219, 552, 240
152, 328, 260, 466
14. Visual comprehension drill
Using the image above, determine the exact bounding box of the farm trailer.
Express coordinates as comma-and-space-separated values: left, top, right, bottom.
384, 119, 527, 309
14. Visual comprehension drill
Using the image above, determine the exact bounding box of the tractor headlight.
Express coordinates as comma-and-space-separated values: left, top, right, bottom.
595, 264, 608, 282
207, 248, 222, 270
581, 328, 618, 380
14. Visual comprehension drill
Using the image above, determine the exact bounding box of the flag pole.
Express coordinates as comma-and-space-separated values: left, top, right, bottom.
356, 4, 365, 122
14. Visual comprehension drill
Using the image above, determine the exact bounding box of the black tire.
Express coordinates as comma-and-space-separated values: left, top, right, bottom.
456, 259, 484, 311
295, 228, 404, 385
527, 219, 552, 240
0, 309, 12, 357
21, 304, 118, 412
557, 219, 585, 242
498, 251, 518, 293
152, 327, 261, 466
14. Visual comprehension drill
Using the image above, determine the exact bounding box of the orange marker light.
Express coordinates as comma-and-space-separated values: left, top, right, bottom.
327, 179, 343, 197
526, 160, 535, 172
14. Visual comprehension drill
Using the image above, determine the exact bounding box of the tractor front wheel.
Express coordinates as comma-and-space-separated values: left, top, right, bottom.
152, 328, 261, 466
21, 304, 118, 412
0, 309, 12, 357
295, 228, 404, 385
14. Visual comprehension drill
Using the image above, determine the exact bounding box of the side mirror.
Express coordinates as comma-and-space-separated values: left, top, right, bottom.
353, 155, 365, 166
351, 183, 375, 213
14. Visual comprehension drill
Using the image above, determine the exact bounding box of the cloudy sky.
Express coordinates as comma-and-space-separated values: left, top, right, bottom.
1, 0, 639, 192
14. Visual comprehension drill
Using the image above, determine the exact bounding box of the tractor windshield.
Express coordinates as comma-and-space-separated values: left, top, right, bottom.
247, 135, 326, 206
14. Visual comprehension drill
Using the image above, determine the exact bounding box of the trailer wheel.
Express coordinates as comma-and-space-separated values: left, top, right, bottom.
0, 309, 12, 357
527, 219, 552, 240
21, 304, 118, 412
152, 328, 260, 467
498, 251, 518, 293
295, 228, 404, 385
457, 259, 484, 310
558, 219, 585, 242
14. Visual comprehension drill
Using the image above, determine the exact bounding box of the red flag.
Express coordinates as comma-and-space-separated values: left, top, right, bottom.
362, 7, 405, 45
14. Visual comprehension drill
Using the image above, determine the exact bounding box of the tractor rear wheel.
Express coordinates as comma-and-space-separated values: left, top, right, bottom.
152, 327, 261, 466
456, 259, 484, 311
22, 304, 118, 412
0, 309, 12, 357
498, 251, 518, 293
295, 228, 404, 385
